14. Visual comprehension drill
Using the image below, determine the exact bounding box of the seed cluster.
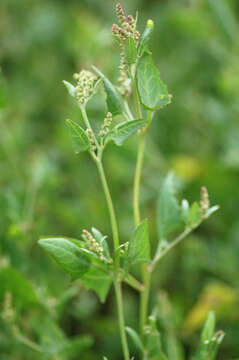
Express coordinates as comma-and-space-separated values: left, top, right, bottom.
200, 186, 210, 215
82, 229, 106, 263
99, 112, 112, 137
73, 70, 97, 105
112, 3, 140, 96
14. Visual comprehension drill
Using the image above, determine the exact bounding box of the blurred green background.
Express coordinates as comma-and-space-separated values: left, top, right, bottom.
0, 0, 239, 359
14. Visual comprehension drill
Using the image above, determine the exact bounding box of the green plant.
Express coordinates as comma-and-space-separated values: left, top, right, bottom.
38, 4, 224, 359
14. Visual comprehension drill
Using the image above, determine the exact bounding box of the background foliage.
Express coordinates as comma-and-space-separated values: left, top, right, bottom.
0, 0, 239, 359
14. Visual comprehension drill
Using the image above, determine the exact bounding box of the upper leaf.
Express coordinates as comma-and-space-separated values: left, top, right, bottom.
124, 219, 151, 270
107, 119, 147, 146
92, 66, 123, 116
157, 174, 183, 240
138, 19, 154, 56
136, 53, 171, 110
39, 237, 91, 280
125, 37, 137, 65
66, 119, 91, 154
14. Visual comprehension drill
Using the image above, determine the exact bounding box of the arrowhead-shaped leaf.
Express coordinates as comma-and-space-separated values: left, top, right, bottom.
107, 119, 147, 146
157, 174, 183, 240
39, 237, 91, 280
66, 119, 91, 154
92, 66, 123, 116
124, 219, 151, 270
136, 53, 171, 110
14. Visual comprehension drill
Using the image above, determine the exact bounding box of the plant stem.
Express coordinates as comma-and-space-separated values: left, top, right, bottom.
133, 133, 145, 226
132, 72, 152, 340
13, 328, 43, 353
95, 159, 129, 360
150, 222, 202, 272
114, 280, 130, 360
139, 264, 151, 337
96, 160, 119, 260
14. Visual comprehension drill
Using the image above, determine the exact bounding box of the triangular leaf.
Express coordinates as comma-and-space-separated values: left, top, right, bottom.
124, 219, 151, 270
66, 119, 91, 154
136, 53, 171, 110
107, 119, 147, 146
39, 237, 91, 280
92, 66, 123, 116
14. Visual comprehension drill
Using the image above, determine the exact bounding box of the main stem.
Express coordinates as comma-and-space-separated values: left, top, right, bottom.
132, 72, 152, 340
96, 159, 130, 360
134, 133, 152, 337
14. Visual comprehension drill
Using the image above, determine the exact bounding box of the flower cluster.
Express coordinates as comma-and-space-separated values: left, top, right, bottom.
86, 128, 96, 152
119, 242, 129, 255
99, 112, 112, 138
73, 70, 97, 105
112, 4, 140, 44
82, 229, 106, 263
200, 186, 210, 216
112, 3, 140, 97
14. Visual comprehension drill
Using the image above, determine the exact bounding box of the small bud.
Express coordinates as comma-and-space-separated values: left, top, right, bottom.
200, 186, 210, 216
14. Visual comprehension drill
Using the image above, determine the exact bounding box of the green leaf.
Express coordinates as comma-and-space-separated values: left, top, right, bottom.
136, 53, 171, 110
107, 119, 147, 146
124, 219, 151, 270
66, 119, 91, 154
201, 311, 216, 344
157, 174, 183, 240
194, 312, 225, 360
125, 327, 144, 353
39, 237, 90, 280
91, 227, 111, 262
34, 316, 93, 358
138, 19, 154, 56
146, 313, 168, 360
181, 199, 190, 223
80, 267, 112, 303
187, 202, 202, 228
0, 266, 38, 309
92, 66, 123, 116
125, 37, 137, 64
63, 80, 76, 98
